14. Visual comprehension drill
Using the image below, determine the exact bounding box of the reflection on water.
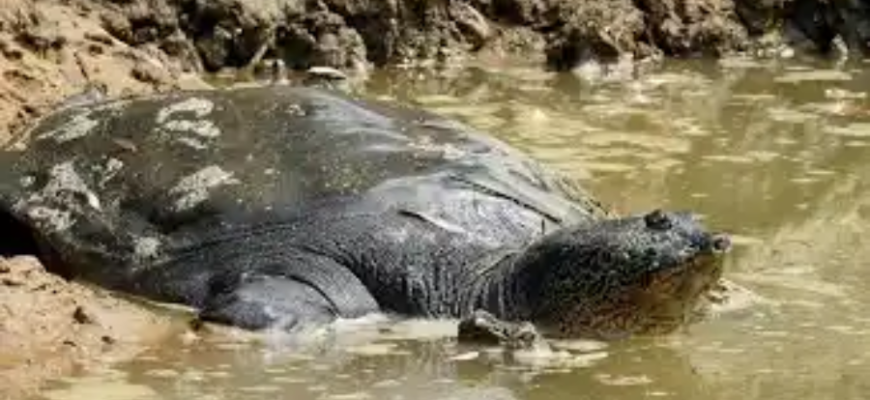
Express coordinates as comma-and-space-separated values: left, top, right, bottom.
32, 57, 870, 400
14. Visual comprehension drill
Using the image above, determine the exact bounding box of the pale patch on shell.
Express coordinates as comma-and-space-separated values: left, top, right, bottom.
168, 165, 240, 212
53, 162, 101, 210
13, 161, 103, 234
155, 97, 222, 146
384, 226, 410, 244
93, 157, 124, 187
24, 206, 74, 233
100, 158, 124, 186
29, 161, 102, 211
163, 119, 221, 138
441, 144, 466, 160
408, 136, 467, 160
284, 104, 306, 116
19, 175, 35, 188
36, 110, 99, 143
156, 97, 215, 124
133, 236, 162, 261
175, 136, 209, 150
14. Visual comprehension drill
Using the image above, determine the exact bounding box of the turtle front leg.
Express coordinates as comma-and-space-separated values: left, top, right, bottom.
457, 309, 547, 350
198, 274, 337, 331
196, 251, 381, 332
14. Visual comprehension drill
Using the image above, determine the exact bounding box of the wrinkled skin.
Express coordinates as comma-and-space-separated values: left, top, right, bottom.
0, 85, 730, 341
540, 211, 728, 338
466, 209, 729, 340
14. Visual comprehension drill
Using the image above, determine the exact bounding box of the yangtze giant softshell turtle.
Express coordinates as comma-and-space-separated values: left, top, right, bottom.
0, 85, 731, 340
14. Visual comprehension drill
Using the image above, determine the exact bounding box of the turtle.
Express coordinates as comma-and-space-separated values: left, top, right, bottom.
0, 84, 731, 341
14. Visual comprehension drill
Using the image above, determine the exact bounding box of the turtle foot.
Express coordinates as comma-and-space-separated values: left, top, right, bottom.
457, 309, 546, 350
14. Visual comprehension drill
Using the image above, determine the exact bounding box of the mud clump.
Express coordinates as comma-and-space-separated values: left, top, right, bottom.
637, 0, 750, 56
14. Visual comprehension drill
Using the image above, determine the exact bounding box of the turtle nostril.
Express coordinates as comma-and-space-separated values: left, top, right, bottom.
711, 234, 731, 253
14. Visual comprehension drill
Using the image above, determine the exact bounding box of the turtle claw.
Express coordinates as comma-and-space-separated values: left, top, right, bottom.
457, 309, 547, 350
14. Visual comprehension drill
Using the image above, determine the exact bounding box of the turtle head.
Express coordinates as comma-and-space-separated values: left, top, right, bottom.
512, 209, 730, 339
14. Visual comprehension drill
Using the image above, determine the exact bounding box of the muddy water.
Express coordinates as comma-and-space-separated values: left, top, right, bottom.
33, 57, 870, 400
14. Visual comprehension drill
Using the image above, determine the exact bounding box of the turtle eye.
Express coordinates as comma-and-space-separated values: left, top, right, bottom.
644, 209, 671, 231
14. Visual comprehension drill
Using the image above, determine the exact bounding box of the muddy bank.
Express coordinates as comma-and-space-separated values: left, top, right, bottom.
0, 256, 185, 400
92, 0, 750, 73
92, 0, 870, 76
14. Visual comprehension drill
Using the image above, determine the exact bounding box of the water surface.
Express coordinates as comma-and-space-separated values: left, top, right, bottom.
33, 57, 870, 400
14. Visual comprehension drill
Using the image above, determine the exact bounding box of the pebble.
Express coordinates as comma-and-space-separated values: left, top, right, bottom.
73, 305, 96, 324
1, 276, 24, 286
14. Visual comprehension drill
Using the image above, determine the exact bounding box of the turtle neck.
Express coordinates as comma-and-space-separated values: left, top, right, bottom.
460, 250, 533, 322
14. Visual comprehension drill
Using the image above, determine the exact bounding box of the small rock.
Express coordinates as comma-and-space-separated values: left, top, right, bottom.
101, 335, 116, 345
0, 262, 10, 274
1, 276, 24, 286
20, 103, 40, 117
450, 351, 480, 361
87, 43, 104, 55
0, 39, 24, 61
100, 11, 133, 43
188, 317, 205, 331
306, 66, 347, 81
131, 59, 168, 85
84, 32, 115, 46
73, 305, 96, 324
303, 65, 352, 91
15, 29, 67, 54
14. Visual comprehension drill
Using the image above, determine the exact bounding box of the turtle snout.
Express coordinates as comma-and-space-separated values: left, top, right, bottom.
709, 234, 731, 254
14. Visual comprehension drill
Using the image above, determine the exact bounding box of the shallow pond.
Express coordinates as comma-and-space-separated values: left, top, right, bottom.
32, 56, 870, 400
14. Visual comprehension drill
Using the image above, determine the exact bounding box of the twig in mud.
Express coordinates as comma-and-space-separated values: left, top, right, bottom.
73, 50, 93, 84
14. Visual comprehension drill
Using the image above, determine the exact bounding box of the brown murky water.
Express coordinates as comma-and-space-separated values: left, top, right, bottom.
32, 57, 870, 400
